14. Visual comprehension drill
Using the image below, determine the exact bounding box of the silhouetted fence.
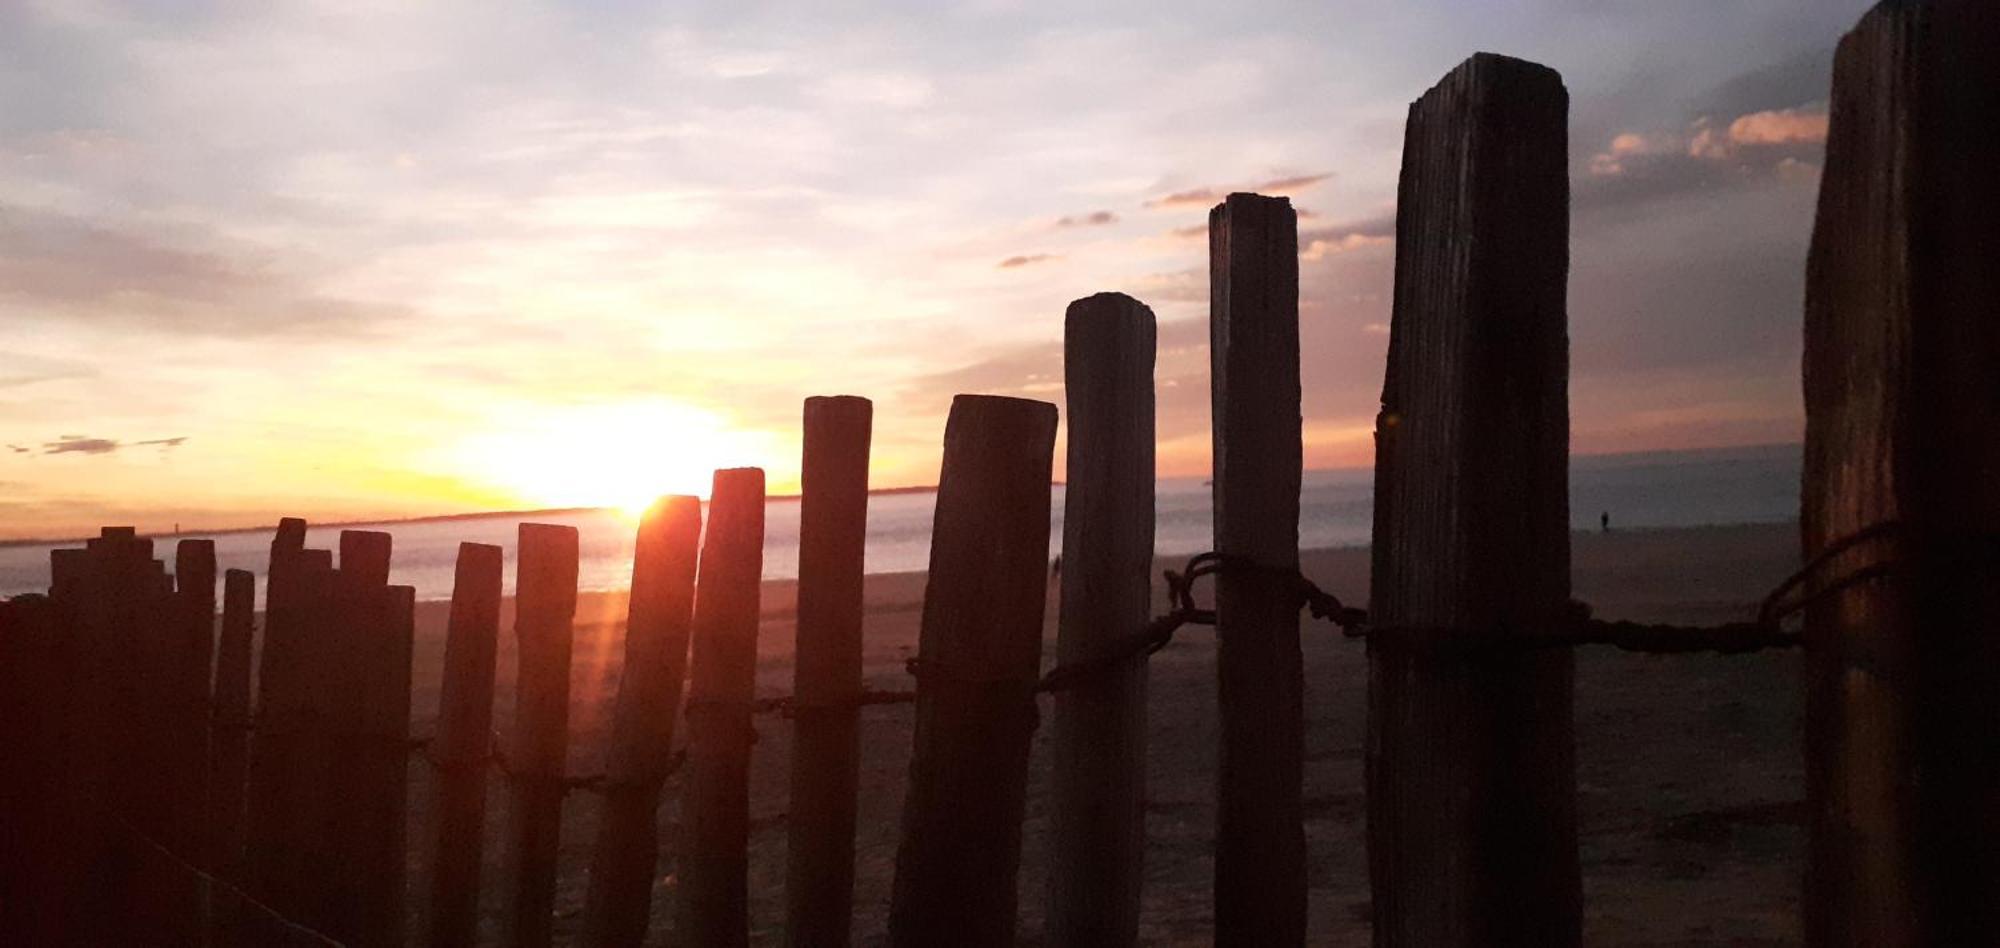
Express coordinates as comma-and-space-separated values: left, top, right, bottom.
1, 3, 1994, 945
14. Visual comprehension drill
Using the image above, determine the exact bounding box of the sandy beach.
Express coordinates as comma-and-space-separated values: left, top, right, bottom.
397, 520, 1804, 946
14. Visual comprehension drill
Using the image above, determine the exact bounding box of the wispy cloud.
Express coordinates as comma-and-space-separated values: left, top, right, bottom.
997, 253, 1059, 269
39, 435, 188, 456
0, 205, 409, 338
1054, 210, 1118, 228
1145, 172, 1333, 208
1299, 213, 1395, 260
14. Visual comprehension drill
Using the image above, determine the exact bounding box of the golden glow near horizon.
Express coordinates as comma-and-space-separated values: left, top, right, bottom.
447, 400, 784, 514
0, 3, 1832, 538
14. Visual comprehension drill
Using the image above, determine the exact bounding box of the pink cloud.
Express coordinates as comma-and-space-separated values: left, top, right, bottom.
1728, 107, 1829, 147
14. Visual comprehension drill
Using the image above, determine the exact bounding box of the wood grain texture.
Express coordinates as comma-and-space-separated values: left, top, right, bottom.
429, 542, 504, 948
583, 497, 702, 948
1801, 3, 2000, 944
1207, 191, 1305, 947
1366, 52, 1578, 948
503, 523, 579, 948
785, 396, 873, 948
889, 394, 1057, 948
1048, 293, 1155, 948
679, 468, 767, 948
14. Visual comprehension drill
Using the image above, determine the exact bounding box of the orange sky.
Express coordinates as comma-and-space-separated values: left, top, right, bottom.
0, 0, 1858, 539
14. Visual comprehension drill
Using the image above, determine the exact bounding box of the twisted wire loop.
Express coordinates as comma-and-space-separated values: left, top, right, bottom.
750, 687, 922, 718
1033, 551, 1369, 694
1355, 521, 1993, 657
898, 657, 1045, 736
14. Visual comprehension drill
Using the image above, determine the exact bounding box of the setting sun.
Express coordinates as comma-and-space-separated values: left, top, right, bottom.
449, 400, 779, 513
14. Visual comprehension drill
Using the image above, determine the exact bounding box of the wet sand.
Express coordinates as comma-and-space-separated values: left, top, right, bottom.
398, 521, 1804, 946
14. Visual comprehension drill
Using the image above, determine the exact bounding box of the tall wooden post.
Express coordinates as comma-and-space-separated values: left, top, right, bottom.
503, 523, 580, 948
320, 529, 395, 942
210, 568, 256, 877
429, 542, 505, 948
1207, 192, 1306, 946
1367, 53, 1578, 947
679, 469, 767, 948
172, 539, 217, 862
354, 583, 414, 947
889, 395, 1058, 948
0, 591, 60, 944
1801, 3, 2000, 944
90, 528, 168, 942
249, 521, 332, 921
1048, 294, 1155, 948
785, 396, 873, 948
582, 496, 703, 948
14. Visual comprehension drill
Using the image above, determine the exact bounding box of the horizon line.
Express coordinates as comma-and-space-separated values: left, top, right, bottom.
0, 440, 1801, 548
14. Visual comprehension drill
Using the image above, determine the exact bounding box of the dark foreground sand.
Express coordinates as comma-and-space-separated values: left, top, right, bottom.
398, 521, 1803, 946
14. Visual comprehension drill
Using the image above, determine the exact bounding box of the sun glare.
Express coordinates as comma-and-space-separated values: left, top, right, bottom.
452, 400, 774, 514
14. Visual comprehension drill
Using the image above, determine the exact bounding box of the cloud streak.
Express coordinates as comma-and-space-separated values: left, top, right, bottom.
38, 435, 188, 456
1145, 172, 1334, 209
0, 206, 411, 339
1055, 210, 1118, 228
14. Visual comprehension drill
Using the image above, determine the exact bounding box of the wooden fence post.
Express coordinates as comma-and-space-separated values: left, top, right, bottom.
0, 588, 62, 943
582, 496, 704, 948
429, 542, 504, 948
889, 394, 1058, 948
319, 529, 406, 947
211, 568, 256, 877
679, 468, 767, 948
1048, 294, 1155, 948
317, 530, 395, 943
503, 523, 580, 948
356, 584, 415, 946
1367, 53, 1578, 947
247, 519, 318, 914
1207, 191, 1306, 947
172, 539, 217, 866
1801, 3, 2000, 944
51, 535, 129, 941
785, 395, 872, 948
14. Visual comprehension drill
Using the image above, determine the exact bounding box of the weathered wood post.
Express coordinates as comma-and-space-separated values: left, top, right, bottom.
0, 587, 63, 944
171, 540, 217, 864
889, 395, 1059, 948
429, 542, 505, 948
1207, 192, 1306, 946
318, 529, 394, 941
1367, 53, 1578, 947
247, 518, 316, 912
210, 568, 256, 877
1048, 294, 1156, 948
92, 529, 186, 940
503, 522, 580, 948
679, 468, 767, 948
355, 584, 415, 947
785, 395, 872, 948
582, 496, 703, 948
1801, 3, 2000, 944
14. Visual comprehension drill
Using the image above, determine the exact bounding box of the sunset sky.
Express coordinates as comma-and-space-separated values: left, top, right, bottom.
2, 0, 1862, 538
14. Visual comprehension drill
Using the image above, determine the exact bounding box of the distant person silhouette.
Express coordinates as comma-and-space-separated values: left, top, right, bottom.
1601, 511, 1610, 533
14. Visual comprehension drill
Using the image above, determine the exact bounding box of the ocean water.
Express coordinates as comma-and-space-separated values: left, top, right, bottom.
0, 444, 1799, 602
